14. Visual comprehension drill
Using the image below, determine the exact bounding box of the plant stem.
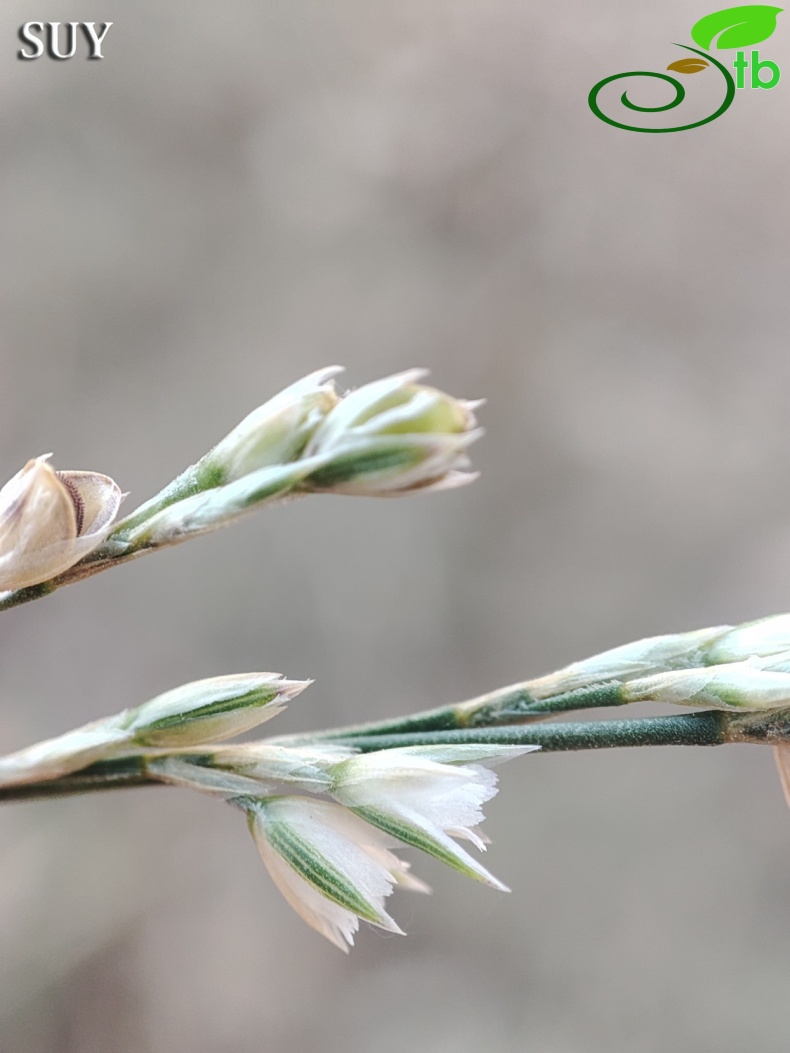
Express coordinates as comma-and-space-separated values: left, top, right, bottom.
274, 682, 630, 746
0, 712, 732, 804
0, 757, 152, 802
335, 711, 730, 752
0, 548, 141, 612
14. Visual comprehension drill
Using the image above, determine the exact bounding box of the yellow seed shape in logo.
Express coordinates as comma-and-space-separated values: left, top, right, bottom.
666, 58, 710, 74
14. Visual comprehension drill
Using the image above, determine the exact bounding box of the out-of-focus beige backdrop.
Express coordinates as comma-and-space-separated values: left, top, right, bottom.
2, 1, 790, 1050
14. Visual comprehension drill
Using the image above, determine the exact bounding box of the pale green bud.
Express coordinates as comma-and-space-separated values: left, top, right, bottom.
704, 615, 790, 665
109, 368, 341, 542
301, 370, 482, 496
111, 369, 481, 549
0, 456, 122, 591
124, 673, 309, 747
0, 673, 310, 789
0, 717, 129, 787
120, 462, 314, 547
622, 662, 790, 711
199, 366, 341, 484
527, 626, 731, 699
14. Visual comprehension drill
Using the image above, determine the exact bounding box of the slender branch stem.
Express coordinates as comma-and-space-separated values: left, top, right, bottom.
0, 478, 290, 613
0, 712, 732, 804
273, 682, 630, 746
334, 711, 731, 752
0, 547, 143, 612
0, 579, 57, 612
0, 757, 152, 802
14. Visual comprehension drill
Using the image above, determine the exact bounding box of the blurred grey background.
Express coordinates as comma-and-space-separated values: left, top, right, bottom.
2, 1, 790, 1050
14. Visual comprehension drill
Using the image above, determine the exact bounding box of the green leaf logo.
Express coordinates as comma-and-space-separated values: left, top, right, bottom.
691, 5, 783, 49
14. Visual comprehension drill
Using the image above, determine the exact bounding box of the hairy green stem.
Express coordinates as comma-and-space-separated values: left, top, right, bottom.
335, 711, 730, 752
0, 712, 731, 804
0, 579, 56, 611
275, 682, 630, 746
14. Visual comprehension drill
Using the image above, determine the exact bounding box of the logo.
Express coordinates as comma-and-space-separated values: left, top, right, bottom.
589, 5, 782, 132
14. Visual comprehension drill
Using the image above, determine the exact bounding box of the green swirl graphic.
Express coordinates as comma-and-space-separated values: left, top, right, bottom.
588, 45, 736, 132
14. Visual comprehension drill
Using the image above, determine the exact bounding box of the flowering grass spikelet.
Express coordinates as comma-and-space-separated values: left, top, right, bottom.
245, 795, 427, 951
622, 662, 790, 711
199, 366, 342, 484
125, 673, 309, 747
301, 369, 483, 496
705, 615, 790, 665
0, 456, 122, 590
108, 368, 482, 552
0, 672, 309, 787
328, 744, 536, 890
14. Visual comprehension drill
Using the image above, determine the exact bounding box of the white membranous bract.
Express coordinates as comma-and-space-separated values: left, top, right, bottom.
0, 456, 122, 591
